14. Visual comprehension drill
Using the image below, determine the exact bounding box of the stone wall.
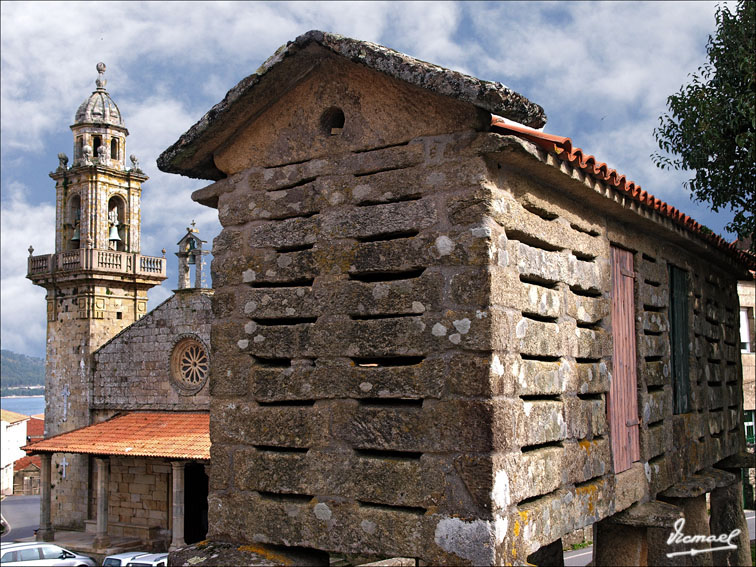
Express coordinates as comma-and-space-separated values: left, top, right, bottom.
207, 130, 510, 565
45, 281, 149, 529
202, 123, 746, 563
487, 138, 745, 559
92, 289, 212, 411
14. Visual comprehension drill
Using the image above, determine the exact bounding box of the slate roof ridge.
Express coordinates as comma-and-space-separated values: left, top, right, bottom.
491, 116, 756, 270
158, 30, 545, 179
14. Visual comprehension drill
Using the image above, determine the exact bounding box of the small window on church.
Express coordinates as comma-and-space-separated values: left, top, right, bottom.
170, 336, 209, 395
76, 137, 84, 160
93, 136, 102, 156
111, 138, 118, 161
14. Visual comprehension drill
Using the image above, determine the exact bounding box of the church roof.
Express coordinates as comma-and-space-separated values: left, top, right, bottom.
24, 412, 209, 460
73, 62, 126, 129
158, 30, 546, 180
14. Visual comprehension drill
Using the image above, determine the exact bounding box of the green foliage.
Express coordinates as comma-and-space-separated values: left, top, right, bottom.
1, 349, 45, 389
653, 1, 755, 247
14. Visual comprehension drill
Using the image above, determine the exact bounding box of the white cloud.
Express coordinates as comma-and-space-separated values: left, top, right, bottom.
1, 0, 738, 359
0, 182, 55, 358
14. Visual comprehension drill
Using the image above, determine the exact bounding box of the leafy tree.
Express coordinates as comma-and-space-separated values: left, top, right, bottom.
653, 0, 755, 248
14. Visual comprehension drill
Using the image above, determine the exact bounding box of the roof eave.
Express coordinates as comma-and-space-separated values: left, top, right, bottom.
157, 30, 546, 180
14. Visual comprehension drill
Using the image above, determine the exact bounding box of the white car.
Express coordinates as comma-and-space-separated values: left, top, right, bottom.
0, 542, 96, 566
102, 552, 149, 567
125, 553, 168, 567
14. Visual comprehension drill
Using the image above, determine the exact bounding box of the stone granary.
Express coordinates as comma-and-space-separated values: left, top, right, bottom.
25, 64, 212, 556
158, 31, 756, 565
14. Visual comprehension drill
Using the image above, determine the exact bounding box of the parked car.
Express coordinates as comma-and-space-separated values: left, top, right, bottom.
0, 542, 96, 566
125, 553, 168, 567
102, 552, 149, 567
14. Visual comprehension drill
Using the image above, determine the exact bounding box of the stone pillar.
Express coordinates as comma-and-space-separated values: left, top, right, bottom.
526, 537, 565, 566
592, 500, 682, 567
93, 457, 110, 549
37, 453, 54, 541
170, 461, 186, 550
709, 471, 750, 567
657, 474, 717, 567
593, 520, 648, 566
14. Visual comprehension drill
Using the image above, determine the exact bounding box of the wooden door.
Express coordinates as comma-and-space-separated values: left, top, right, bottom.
609, 246, 640, 473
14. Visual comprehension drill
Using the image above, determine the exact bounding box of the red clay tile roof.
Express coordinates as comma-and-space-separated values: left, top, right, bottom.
1, 409, 30, 424
491, 117, 756, 270
24, 412, 209, 460
14, 455, 41, 472
26, 416, 44, 440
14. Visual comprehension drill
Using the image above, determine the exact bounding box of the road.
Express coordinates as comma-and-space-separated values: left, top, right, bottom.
564, 510, 755, 566
1, 494, 40, 542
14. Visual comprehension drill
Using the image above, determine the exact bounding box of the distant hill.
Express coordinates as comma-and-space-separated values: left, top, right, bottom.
1, 350, 45, 395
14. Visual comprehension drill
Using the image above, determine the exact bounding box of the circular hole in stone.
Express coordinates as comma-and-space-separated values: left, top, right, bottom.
320, 106, 345, 135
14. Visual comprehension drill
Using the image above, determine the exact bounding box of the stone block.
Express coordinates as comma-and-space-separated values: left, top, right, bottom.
514, 358, 566, 396
211, 399, 328, 449
575, 360, 609, 394
565, 293, 608, 325
642, 360, 669, 388
518, 400, 566, 447
332, 399, 508, 453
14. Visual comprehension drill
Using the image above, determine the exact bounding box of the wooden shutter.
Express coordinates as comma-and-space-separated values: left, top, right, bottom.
669, 265, 691, 414
609, 246, 640, 473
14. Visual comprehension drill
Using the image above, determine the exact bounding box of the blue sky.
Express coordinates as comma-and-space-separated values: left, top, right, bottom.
0, 1, 736, 358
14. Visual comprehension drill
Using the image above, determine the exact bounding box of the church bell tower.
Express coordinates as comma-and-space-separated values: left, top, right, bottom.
27, 63, 167, 529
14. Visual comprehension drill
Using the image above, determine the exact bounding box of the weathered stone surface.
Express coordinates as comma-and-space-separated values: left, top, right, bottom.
610, 499, 682, 528
159, 31, 546, 179
169, 540, 329, 566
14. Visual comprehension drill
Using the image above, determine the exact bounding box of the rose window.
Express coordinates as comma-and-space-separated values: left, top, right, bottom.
170, 337, 209, 393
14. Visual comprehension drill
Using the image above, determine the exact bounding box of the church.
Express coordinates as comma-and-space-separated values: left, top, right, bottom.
25, 63, 211, 555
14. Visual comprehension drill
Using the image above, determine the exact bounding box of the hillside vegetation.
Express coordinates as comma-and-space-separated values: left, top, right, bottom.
1, 350, 45, 396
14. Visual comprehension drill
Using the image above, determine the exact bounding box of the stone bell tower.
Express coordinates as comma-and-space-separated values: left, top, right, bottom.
27, 63, 167, 530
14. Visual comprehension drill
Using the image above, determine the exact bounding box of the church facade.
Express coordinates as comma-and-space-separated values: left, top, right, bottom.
25, 64, 211, 555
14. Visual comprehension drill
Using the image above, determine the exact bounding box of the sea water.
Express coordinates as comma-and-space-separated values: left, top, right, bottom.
0, 396, 45, 416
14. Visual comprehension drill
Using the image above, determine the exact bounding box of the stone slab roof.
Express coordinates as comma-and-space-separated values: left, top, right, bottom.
158, 30, 546, 180
24, 412, 209, 460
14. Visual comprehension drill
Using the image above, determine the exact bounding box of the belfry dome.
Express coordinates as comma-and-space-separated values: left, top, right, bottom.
74, 62, 125, 128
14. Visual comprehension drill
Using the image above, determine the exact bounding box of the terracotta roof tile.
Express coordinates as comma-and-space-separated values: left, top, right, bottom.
14, 455, 41, 471
491, 117, 756, 270
1, 409, 30, 424
26, 416, 44, 440
24, 412, 209, 460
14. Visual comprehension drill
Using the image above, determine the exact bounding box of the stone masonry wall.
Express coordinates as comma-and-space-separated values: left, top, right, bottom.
46, 281, 148, 530
208, 131, 509, 565
204, 128, 745, 564
486, 157, 614, 560
487, 137, 744, 561
92, 290, 212, 411
89, 457, 171, 538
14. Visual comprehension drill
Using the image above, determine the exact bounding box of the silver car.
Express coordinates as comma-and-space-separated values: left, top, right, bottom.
0, 542, 96, 566
125, 553, 168, 567
102, 552, 149, 567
